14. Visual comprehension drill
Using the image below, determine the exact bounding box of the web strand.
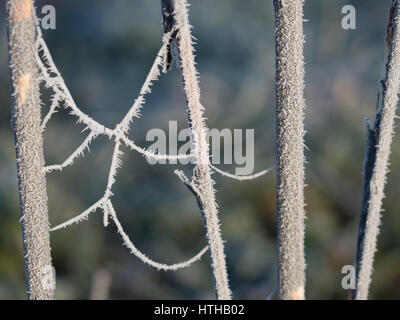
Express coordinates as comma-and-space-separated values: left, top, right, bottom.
36, 14, 270, 274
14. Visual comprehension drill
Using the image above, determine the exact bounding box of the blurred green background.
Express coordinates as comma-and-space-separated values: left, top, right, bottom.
1, 0, 400, 299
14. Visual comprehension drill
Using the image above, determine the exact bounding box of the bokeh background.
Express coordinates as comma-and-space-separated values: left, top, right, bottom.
0, 0, 400, 299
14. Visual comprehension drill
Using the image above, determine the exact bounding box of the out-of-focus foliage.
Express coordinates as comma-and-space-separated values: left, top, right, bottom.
0, 0, 399, 299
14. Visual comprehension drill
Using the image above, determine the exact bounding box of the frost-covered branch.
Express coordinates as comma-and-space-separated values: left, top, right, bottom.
355, 0, 400, 300
6, 0, 54, 300
163, 0, 232, 300
273, 0, 307, 300
31, 0, 270, 291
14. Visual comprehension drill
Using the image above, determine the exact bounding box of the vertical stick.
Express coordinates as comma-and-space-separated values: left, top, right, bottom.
273, 0, 307, 300
355, 0, 400, 300
161, 0, 232, 299
6, 0, 54, 300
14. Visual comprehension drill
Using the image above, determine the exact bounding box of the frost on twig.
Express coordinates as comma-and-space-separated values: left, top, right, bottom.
162, 0, 234, 300
33, 0, 271, 294
36, 14, 208, 270
6, 0, 54, 300
164, 0, 272, 299
273, 0, 307, 300
355, 0, 400, 300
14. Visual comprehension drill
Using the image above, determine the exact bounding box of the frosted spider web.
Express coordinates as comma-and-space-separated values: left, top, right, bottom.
35, 12, 271, 271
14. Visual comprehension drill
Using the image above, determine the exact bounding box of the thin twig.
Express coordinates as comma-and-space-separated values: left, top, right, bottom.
355, 0, 400, 300
162, 0, 232, 299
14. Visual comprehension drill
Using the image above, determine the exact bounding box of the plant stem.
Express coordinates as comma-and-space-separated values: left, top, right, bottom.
6, 0, 54, 300
161, 0, 232, 299
355, 0, 400, 300
273, 0, 307, 300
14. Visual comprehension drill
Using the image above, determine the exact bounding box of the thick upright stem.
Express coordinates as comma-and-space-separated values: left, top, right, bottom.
273, 0, 306, 300
6, 0, 54, 300
355, 0, 400, 300
161, 0, 232, 299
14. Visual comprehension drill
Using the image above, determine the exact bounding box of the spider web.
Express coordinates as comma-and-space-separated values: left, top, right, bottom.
35, 13, 271, 271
